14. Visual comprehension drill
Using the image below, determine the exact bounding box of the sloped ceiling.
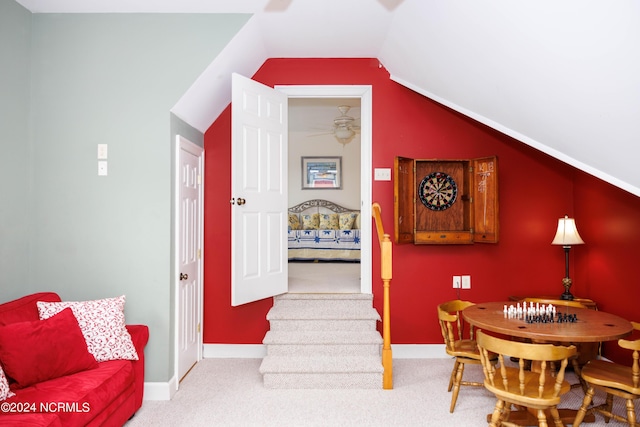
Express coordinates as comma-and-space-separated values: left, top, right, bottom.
16, 0, 640, 196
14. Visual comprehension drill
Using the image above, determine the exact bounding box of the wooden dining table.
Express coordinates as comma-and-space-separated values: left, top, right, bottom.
462, 301, 634, 425
463, 301, 633, 344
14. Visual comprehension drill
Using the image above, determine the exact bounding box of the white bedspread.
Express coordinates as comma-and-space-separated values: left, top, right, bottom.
287, 229, 361, 261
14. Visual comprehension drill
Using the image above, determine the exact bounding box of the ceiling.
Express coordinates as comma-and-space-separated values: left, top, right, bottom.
15, 0, 640, 197
288, 98, 360, 135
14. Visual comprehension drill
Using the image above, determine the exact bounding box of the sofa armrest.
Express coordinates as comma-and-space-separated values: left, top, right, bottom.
126, 324, 149, 411
127, 324, 150, 353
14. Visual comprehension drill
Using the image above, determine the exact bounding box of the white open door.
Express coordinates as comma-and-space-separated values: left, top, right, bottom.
231, 73, 288, 306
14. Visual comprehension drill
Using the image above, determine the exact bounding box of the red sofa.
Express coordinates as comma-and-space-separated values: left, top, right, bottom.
0, 292, 149, 427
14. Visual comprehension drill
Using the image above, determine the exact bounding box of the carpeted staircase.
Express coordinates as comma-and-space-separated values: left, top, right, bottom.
259, 293, 384, 389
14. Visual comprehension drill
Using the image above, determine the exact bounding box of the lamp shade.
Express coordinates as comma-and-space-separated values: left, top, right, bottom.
551, 215, 585, 246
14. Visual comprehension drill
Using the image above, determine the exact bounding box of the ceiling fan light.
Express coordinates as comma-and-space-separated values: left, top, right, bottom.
334, 128, 354, 139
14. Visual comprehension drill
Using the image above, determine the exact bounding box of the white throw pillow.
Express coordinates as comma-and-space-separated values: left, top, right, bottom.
0, 366, 15, 401
37, 295, 138, 362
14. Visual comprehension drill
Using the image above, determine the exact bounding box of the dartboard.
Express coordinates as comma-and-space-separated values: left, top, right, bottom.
418, 172, 458, 211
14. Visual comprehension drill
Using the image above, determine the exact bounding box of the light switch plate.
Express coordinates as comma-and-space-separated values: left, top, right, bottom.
374, 168, 391, 181
452, 276, 461, 289
97, 144, 108, 160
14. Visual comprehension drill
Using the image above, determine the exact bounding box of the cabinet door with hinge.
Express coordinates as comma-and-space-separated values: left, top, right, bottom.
393, 155, 499, 245
393, 156, 415, 244
471, 156, 499, 243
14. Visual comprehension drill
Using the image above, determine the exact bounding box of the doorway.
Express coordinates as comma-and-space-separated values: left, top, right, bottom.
230, 78, 373, 305
278, 85, 372, 295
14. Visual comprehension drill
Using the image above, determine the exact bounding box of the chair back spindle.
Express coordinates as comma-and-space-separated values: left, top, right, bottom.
574, 321, 640, 426
477, 330, 576, 427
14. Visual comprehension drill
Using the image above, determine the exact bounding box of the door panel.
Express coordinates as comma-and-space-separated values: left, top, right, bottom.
231, 73, 288, 306
176, 136, 202, 381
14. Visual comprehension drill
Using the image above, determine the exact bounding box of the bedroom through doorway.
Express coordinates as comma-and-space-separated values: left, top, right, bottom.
287, 96, 363, 294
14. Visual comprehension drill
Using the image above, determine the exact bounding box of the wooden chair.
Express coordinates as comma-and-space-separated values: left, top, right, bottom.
437, 300, 494, 413
573, 321, 640, 426
476, 330, 576, 427
520, 298, 590, 392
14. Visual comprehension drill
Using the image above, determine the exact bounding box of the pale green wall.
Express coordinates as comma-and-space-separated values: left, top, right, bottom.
0, 1, 32, 294
0, 5, 249, 382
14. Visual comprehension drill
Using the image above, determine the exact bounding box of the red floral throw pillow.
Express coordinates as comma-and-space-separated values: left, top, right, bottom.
0, 366, 15, 401
0, 308, 98, 389
37, 295, 138, 361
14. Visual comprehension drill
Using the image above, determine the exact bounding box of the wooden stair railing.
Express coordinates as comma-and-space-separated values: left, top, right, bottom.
372, 202, 393, 389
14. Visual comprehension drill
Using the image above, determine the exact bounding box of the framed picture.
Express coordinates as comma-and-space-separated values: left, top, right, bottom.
301, 156, 342, 189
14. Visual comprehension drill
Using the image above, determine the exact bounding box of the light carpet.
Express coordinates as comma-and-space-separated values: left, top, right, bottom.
125, 358, 634, 426
288, 261, 360, 293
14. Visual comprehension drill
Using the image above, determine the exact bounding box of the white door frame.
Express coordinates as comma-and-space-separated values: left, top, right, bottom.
276, 85, 373, 294
174, 135, 204, 388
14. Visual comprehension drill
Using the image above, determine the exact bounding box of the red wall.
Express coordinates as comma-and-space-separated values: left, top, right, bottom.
203, 58, 640, 362
573, 172, 640, 363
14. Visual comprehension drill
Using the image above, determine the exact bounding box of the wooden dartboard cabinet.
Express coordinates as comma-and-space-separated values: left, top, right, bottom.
394, 156, 499, 245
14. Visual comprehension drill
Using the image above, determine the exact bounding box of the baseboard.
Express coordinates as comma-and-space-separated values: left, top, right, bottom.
391, 344, 447, 359
143, 343, 447, 400
143, 375, 178, 401
203, 343, 267, 358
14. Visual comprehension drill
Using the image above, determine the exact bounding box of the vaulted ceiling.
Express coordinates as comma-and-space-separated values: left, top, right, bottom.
16, 0, 640, 196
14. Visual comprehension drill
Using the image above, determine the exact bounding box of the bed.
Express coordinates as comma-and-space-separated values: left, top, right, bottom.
288, 199, 361, 262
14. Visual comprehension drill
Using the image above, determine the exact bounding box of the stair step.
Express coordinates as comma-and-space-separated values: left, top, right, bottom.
273, 299, 375, 312
267, 305, 380, 321
275, 293, 373, 301
267, 318, 378, 331
260, 355, 383, 389
263, 330, 383, 345
259, 355, 383, 374
261, 292, 385, 389
263, 330, 382, 356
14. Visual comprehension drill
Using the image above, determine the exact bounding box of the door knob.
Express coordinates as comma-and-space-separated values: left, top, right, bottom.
180, 273, 189, 281
237, 198, 246, 206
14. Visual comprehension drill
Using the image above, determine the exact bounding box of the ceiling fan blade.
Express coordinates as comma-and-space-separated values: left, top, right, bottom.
307, 132, 334, 137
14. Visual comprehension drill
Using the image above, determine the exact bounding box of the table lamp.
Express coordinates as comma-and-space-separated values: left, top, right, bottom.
551, 215, 585, 300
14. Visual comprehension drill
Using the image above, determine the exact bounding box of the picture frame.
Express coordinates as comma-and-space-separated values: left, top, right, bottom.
301, 156, 342, 189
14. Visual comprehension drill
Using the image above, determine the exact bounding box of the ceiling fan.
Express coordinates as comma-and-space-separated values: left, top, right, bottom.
310, 105, 360, 146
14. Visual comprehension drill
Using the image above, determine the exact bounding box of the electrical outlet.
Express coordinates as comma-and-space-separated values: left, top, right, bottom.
462, 275, 471, 289
452, 276, 461, 289
98, 161, 108, 176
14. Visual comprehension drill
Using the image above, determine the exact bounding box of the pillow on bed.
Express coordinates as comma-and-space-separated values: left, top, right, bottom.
339, 212, 359, 230
319, 213, 340, 230
288, 213, 300, 230
302, 213, 320, 230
